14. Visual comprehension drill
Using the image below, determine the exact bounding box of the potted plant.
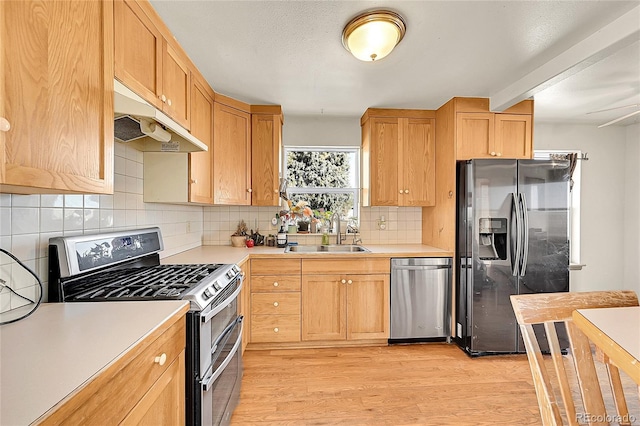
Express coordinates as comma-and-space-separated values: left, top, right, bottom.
231, 220, 248, 247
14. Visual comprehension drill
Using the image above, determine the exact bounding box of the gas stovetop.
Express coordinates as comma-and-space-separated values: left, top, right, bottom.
48, 228, 242, 311
62, 264, 224, 301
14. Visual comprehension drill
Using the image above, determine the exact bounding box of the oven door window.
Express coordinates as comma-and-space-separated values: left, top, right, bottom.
201, 317, 243, 426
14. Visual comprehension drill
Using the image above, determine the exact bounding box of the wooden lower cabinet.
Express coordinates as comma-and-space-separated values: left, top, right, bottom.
238, 260, 250, 354
249, 259, 302, 344
301, 272, 390, 342
39, 310, 187, 425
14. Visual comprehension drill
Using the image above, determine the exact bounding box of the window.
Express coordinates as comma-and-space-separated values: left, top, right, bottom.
285, 147, 360, 222
534, 150, 582, 267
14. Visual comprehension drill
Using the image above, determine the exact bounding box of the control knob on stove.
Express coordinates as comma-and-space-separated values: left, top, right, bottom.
212, 281, 221, 290
203, 288, 213, 300
226, 270, 234, 279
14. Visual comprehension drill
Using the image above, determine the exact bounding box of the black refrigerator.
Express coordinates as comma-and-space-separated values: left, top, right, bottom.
455, 159, 570, 356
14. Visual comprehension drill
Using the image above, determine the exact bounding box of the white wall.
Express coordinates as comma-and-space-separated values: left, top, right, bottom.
534, 123, 630, 292
623, 124, 640, 295
283, 115, 361, 147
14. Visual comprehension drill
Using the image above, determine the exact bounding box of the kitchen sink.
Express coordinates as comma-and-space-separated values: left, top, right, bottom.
284, 245, 370, 253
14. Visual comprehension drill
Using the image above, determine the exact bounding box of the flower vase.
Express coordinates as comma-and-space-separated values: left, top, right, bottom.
297, 221, 309, 233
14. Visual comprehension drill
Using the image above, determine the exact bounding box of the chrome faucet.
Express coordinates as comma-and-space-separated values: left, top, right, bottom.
331, 212, 345, 245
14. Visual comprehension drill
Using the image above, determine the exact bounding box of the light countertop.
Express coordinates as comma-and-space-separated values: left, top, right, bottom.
0, 300, 189, 425
162, 244, 453, 265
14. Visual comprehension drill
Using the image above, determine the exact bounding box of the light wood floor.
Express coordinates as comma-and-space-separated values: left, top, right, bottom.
231, 344, 541, 425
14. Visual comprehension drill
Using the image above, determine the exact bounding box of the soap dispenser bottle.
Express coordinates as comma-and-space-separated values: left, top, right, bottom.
277, 224, 288, 248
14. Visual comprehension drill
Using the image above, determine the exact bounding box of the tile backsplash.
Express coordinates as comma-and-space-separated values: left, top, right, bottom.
1, 141, 422, 313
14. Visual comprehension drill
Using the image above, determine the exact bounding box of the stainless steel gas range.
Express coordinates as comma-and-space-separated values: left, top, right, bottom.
48, 227, 243, 426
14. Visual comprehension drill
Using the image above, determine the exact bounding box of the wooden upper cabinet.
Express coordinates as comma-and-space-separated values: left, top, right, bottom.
495, 114, 532, 159
362, 111, 435, 207
114, 0, 163, 109
114, 0, 191, 130
456, 110, 532, 160
188, 75, 214, 204
456, 113, 495, 160
213, 102, 252, 205
162, 41, 191, 130
0, 0, 114, 194
251, 108, 283, 206
368, 118, 400, 206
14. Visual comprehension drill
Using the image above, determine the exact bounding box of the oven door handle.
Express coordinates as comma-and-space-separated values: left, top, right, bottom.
201, 318, 243, 392
210, 315, 241, 356
201, 277, 244, 324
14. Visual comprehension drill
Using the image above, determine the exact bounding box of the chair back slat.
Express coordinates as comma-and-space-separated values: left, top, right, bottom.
544, 322, 578, 425
566, 320, 608, 424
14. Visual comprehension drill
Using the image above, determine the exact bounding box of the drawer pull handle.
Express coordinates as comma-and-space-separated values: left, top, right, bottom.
274, 327, 279, 333
154, 353, 167, 366
273, 282, 279, 287
273, 302, 279, 307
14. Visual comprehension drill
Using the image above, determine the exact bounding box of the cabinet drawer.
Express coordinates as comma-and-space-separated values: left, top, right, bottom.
251, 315, 301, 343
251, 275, 301, 292
41, 317, 185, 425
251, 258, 301, 275
302, 258, 390, 275
251, 293, 300, 315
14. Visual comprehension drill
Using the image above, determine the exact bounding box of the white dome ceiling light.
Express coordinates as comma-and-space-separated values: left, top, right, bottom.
342, 10, 407, 62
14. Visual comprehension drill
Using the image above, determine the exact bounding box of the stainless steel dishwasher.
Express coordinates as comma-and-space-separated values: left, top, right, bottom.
390, 257, 452, 342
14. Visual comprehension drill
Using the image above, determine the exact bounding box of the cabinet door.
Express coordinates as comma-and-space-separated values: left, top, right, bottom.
162, 41, 191, 130
494, 114, 532, 159
402, 118, 435, 206
456, 113, 495, 160
213, 103, 251, 205
251, 114, 281, 206
346, 274, 390, 340
302, 274, 346, 341
189, 77, 214, 204
120, 352, 185, 426
1, 0, 114, 194
369, 118, 400, 206
114, 0, 163, 109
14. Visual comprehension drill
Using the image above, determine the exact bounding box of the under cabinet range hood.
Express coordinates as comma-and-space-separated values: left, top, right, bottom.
114, 80, 207, 152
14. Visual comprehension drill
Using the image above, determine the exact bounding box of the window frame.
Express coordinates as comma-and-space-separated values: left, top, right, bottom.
284, 146, 360, 220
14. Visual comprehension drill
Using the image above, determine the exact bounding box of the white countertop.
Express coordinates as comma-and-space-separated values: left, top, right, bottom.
162, 244, 453, 265
0, 300, 189, 425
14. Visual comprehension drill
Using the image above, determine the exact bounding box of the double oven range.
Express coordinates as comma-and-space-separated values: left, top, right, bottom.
48, 228, 243, 426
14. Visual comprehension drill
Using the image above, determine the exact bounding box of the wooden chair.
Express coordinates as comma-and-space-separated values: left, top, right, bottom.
510, 290, 639, 426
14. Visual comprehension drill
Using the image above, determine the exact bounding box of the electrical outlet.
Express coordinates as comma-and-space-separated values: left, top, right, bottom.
377, 215, 387, 230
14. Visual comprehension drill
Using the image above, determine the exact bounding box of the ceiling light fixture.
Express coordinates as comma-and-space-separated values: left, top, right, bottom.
342, 9, 406, 62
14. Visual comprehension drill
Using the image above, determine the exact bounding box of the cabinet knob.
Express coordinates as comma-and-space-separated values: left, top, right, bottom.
273, 301, 279, 307
0, 117, 10, 132
167, 98, 172, 107
273, 327, 279, 333
347, 279, 353, 284
490, 151, 496, 156
274, 189, 279, 193
154, 353, 167, 366
399, 189, 403, 194
190, 179, 197, 184
449, 191, 453, 198
341, 279, 346, 284
496, 152, 502, 157
273, 282, 279, 287
247, 188, 253, 193
404, 189, 409, 194
161, 94, 167, 102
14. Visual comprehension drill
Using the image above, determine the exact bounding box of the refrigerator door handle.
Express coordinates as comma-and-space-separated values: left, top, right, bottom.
510, 192, 521, 276
519, 192, 529, 276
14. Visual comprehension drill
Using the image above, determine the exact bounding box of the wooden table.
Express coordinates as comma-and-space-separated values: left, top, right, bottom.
573, 306, 640, 385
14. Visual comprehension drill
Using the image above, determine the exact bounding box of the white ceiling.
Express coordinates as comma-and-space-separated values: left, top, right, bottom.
150, 0, 640, 126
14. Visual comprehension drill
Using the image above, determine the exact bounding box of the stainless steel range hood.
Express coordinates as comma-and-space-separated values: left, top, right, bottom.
114, 80, 207, 152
